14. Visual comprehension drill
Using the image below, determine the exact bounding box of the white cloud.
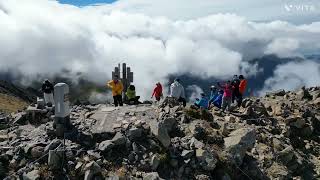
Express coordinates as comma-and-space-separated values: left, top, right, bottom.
186, 85, 204, 103
0, 0, 319, 100
87, 0, 320, 23
265, 38, 300, 57
259, 60, 320, 95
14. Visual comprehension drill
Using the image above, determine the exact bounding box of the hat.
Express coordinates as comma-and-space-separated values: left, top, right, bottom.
174, 78, 180, 82
239, 75, 244, 79
210, 85, 216, 89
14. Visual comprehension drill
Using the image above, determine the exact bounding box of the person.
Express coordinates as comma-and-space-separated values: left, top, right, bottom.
209, 85, 219, 104
217, 81, 232, 112
151, 82, 163, 101
170, 78, 186, 107
107, 75, 123, 107
238, 75, 247, 107
194, 93, 209, 109
41, 79, 54, 106
210, 90, 223, 108
231, 75, 241, 104
126, 85, 141, 105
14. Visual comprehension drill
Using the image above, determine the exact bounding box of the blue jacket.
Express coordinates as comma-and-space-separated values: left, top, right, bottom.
195, 97, 209, 109
212, 94, 223, 108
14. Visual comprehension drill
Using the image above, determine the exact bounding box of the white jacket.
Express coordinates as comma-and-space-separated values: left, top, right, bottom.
170, 81, 185, 99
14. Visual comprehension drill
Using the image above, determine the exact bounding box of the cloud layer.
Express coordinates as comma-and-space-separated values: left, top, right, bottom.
0, 0, 319, 99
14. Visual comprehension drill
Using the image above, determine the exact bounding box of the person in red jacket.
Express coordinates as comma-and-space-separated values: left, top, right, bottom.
151, 82, 163, 101
238, 75, 247, 107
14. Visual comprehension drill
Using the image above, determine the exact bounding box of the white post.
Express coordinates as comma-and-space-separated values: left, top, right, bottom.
54, 83, 70, 138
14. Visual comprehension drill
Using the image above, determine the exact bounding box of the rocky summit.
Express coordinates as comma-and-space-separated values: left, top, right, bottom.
0, 87, 319, 180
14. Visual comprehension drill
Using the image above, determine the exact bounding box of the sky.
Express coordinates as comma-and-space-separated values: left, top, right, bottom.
59, 0, 116, 6
58, 0, 320, 24
0, 0, 319, 100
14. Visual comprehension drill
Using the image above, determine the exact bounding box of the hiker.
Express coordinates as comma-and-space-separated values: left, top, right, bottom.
217, 80, 232, 112
151, 82, 163, 101
126, 85, 141, 105
209, 89, 223, 108
41, 79, 54, 106
107, 75, 123, 107
194, 93, 209, 109
170, 78, 186, 107
238, 75, 247, 107
231, 75, 241, 104
209, 85, 219, 104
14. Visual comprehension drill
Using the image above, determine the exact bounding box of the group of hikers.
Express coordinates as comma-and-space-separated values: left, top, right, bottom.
40, 74, 247, 112
193, 75, 247, 111
106, 74, 248, 112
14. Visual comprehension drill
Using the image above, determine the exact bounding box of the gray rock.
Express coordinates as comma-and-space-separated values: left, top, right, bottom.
143, 172, 163, 180
267, 89, 286, 96
106, 175, 120, 180
44, 139, 61, 153
98, 140, 114, 152
23, 170, 40, 180
128, 127, 143, 140
181, 150, 194, 159
84, 161, 102, 180
48, 150, 64, 170
111, 132, 126, 146
150, 118, 176, 148
196, 149, 217, 171
190, 137, 204, 149
150, 154, 160, 170
296, 87, 312, 100
223, 128, 256, 166
30, 146, 44, 159
13, 112, 27, 125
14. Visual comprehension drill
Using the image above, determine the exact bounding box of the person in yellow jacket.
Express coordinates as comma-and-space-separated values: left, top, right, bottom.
107, 75, 124, 107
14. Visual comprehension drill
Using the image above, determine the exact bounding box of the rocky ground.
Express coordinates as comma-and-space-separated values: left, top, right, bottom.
0, 86, 319, 180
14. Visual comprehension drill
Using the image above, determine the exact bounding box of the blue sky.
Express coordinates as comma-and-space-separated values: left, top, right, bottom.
58, 0, 116, 6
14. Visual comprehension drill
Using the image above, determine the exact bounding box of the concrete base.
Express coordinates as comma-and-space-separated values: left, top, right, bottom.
54, 116, 71, 138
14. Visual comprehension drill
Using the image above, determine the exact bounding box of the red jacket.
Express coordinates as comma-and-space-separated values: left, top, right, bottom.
239, 79, 247, 94
152, 84, 163, 98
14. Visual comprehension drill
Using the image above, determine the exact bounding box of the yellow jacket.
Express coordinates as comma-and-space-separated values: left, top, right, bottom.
107, 80, 123, 96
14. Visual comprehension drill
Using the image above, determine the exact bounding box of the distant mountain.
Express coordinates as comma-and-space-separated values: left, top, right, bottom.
0, 80, 38, 103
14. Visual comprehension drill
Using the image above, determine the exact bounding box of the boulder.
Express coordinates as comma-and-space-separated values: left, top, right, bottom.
111, 132, 126, 146
143, 172, 163, 180
181, 150, 194, 159
150, 118, 176, 148
196, 148, 217, 171
223, 128, 256, 166
267, 89, 286, 96
12, 112, 27, 125
127, 127, 142, 140
266, 163, 289, 180
296, 87, 312, 100
30, 146, 44, 159
23, 170, 40, 180
98, 140, 114, 152
150, 154, 160, 170
84, 161, 102, 180
44, 139, 61, 153
48, 150, 64, 170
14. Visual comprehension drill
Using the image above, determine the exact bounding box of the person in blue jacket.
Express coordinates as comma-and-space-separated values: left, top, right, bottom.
194, 93, 209, 109
209, 90, 223, 108
209, 85, 219, 103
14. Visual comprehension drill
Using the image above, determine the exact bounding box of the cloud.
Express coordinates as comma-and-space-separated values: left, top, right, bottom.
259, 60, 320, 95
89, 91, 113, 104
0, 0, 320, 100
186, 85, 204, 103
86, 0, 320, 23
